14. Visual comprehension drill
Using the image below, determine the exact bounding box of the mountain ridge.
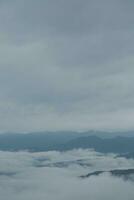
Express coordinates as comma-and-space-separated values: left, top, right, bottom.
0, 131, 134, 153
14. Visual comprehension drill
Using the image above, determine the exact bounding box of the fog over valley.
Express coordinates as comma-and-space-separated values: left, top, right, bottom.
0, 149, 134, 200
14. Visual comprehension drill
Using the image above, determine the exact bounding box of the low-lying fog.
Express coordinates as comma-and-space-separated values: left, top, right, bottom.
0, 149, 134, 200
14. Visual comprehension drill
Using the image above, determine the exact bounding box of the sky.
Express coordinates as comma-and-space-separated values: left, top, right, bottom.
0, 149, 134, 200
0, 0, 134, 132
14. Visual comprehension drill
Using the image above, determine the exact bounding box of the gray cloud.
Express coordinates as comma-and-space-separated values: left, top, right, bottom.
0, 149, 134, 200
0, 0, 134, 132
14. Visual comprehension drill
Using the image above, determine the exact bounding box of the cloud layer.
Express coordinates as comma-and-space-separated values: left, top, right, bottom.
0, 149, 134, 200
0, 0, 134, 132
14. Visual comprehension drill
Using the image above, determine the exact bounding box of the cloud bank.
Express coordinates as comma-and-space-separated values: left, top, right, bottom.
0, 149, 134, 199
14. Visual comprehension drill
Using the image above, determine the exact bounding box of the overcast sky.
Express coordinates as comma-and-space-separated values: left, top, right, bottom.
0, 0, 134, 132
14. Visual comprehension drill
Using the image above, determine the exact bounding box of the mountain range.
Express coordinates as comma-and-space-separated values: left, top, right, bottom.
0, 131, 134, 154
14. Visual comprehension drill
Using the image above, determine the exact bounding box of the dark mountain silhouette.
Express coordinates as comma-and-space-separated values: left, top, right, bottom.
80, 169, 134, 181
0, 131, 134, 153
62, 135, 134, 153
